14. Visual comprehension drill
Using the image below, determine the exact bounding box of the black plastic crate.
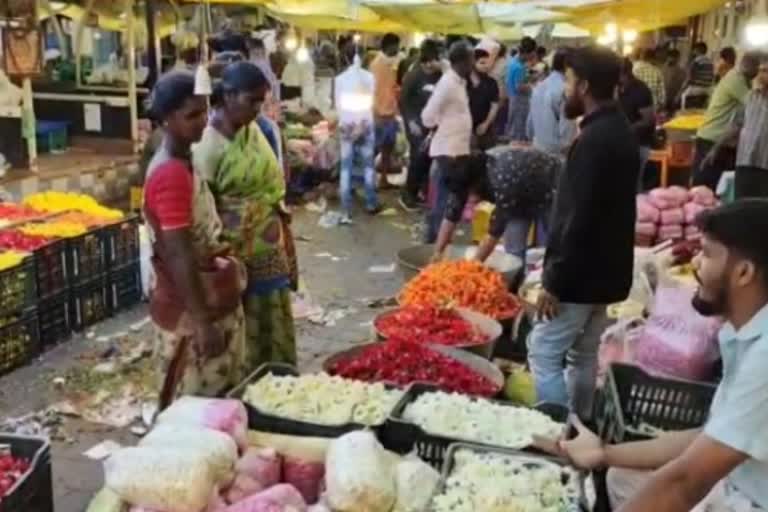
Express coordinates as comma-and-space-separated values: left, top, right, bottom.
427, 443, 585, 512
0, 434, 53, 512
382, 383, 569, 468
66, 228, 106, 286
37, 292, 71, 348
596, 363, 717, 444
0, 313, 39, 377
106, 262, 142, 315
103, 216, 140, 269
70, 277, 108, 332
33, 239, 68, 299
0, 256, 36, 320
228, 363, 400, 439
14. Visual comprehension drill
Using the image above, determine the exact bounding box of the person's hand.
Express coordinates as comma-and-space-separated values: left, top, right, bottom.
408, 121, 423, 138
557, 415, 606, 470
196, 323, 227, 359
431, 250, 445, 264
476, 122, 489, 136
535, 288, 560, 321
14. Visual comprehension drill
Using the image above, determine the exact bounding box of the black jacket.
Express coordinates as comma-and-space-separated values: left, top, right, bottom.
543, 105, 640, 304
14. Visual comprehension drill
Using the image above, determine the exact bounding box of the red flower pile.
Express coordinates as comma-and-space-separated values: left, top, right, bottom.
330, 338, 499, 397
0, 453, 31, 499
0, 230, 53, 252
375, 305, 489, 347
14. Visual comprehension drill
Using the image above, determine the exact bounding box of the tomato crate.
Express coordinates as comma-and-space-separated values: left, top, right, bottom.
381, 383, 569, 469
37, 292, 71, 349
0, 434, 53, 512
103, 216, 140, 269
70, 277, 109, 332
66, 229, 107, 286
0, 313, 39, 377
33, 239, 68, 299
596, 363, 717, 444
106, 262, 143, 314
228, 363, 398, 440
0, 256, 36, 319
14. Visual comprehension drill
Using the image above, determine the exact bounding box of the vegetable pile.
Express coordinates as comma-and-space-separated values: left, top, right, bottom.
244, 373, 404, 426
0, 452, 31, 499
330, 339, 499, 397
0, 231, 52, 251
403, 391, 563, 449
400, 260, 521, 320
375, 305, 489, 346
23, 192, 123, 220
431, 449, 580, 512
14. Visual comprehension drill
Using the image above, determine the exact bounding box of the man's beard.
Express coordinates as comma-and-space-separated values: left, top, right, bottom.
692, 271, 728, 317
564, 95, 584, 120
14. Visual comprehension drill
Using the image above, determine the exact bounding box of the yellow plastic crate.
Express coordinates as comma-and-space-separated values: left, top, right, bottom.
472, 202, 536, 245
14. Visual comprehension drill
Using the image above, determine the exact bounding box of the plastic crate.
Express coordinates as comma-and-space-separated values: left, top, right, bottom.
33, 239, 68, 299
106, 262, 142, 314
228, 363, 399, 439
383, 383, 569, 468
0, 256, 36, 320
70, 277, 108, 331
596, 363, 717, 444
37, 292, 71, 348
66, 229, 106, 286
0, 434, 53, 512
103, 216, 140, 269
427, 443, 585, 512
0, 313, 39, 377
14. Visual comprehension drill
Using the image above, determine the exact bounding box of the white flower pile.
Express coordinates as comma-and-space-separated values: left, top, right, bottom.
403, 392, 563, 448
244, 373, 403, 426
431, 450, 580, 512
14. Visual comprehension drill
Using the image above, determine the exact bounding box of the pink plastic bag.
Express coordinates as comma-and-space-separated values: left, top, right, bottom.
689, 185, 717, 206
283, 457, 325, 505
157, 397, 248, 450
130, 488, 226, 512
668, 186, 690, 204
683, 202, 707, 224
598, 318, 644, 387
649, 187, 686, 209
236, 449, 282, 488
633, 286, 722, 381
223, 484, 307, 512
657, 224, 683, 241
659, 207, 685, 225
635, 222, 657, 237
636, 195, 660, 223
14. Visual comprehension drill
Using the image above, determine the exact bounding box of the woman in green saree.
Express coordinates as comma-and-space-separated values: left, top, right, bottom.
194, 62, 297, 370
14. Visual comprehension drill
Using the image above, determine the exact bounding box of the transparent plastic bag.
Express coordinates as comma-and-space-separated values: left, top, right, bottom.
157, 397, 248, 449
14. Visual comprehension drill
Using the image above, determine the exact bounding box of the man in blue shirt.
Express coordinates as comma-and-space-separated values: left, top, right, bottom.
527, 47, 576, 155
552, 200, 768, 512
506, 37, 537, 141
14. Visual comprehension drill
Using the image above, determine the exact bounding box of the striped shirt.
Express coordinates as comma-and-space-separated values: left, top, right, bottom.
736, 90, 768, 170
689, 56, 715, 88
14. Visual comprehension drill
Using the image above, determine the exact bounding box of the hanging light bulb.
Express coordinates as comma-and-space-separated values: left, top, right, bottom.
296, 45, 309, 63
623, 29, 638, 43
745, 17, 768, 47
605, 22, 618, 37
597, 34, 612, 46
353, 33, 362, 44
413, 32, 426, 47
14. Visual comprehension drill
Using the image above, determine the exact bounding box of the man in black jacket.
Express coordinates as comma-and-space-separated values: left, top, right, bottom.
399, 39, 443, 211
529, 46, 640, 419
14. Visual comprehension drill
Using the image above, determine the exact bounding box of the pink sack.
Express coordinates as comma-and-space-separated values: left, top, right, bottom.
635, 222, 657, 237
283, 457, 325, 505
689, 185, 716, 206
636, 195, 660, 223
157, 397, 248, 450
657, 224, 683, 241
659, 208, 685, 225
130, 488, 226, 512
649, 187, 686, 209
224, 484, 307, 512
633, 286, 722, 381
236, 449, 282, 489
668, 186, 690, 205
683, 202, 707, 224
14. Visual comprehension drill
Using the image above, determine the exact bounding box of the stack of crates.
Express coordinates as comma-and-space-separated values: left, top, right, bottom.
0, 255, 39, 375
104, 217, 143, 316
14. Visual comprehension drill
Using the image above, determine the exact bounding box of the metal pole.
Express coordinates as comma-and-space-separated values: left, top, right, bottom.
144, 0, 159, 88
126, 0, 140, 153
22, 78, 37, 172
74, 0, 96, 88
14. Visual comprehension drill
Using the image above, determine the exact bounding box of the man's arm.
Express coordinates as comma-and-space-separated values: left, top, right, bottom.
421, 80, 444, 129
632, 105, 655, 139
618, 434, 748, 512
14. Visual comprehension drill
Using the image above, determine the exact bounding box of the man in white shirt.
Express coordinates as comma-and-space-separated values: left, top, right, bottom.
552, 200, 768, 512
421, 42, 474, 243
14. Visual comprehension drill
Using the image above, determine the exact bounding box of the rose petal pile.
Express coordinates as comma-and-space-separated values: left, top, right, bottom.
0, 230, 54, 251
0, 453, 31, 499
375, 305, 489, 346
399, 260, 521, 320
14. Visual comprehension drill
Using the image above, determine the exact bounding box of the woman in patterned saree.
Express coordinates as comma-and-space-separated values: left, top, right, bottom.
143, 71, 247, 397
194, 62, 298, 371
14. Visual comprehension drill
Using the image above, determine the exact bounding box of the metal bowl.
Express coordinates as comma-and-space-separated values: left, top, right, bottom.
323, 342, 505, 391
396, 244, 523, 286
373, 307, 502, 359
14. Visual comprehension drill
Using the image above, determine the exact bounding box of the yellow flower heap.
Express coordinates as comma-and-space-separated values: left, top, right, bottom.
0, 251, 28, 271
23, 192, 123, 221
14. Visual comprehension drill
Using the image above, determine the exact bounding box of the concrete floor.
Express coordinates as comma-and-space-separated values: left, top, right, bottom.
0, 193, 425, 512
